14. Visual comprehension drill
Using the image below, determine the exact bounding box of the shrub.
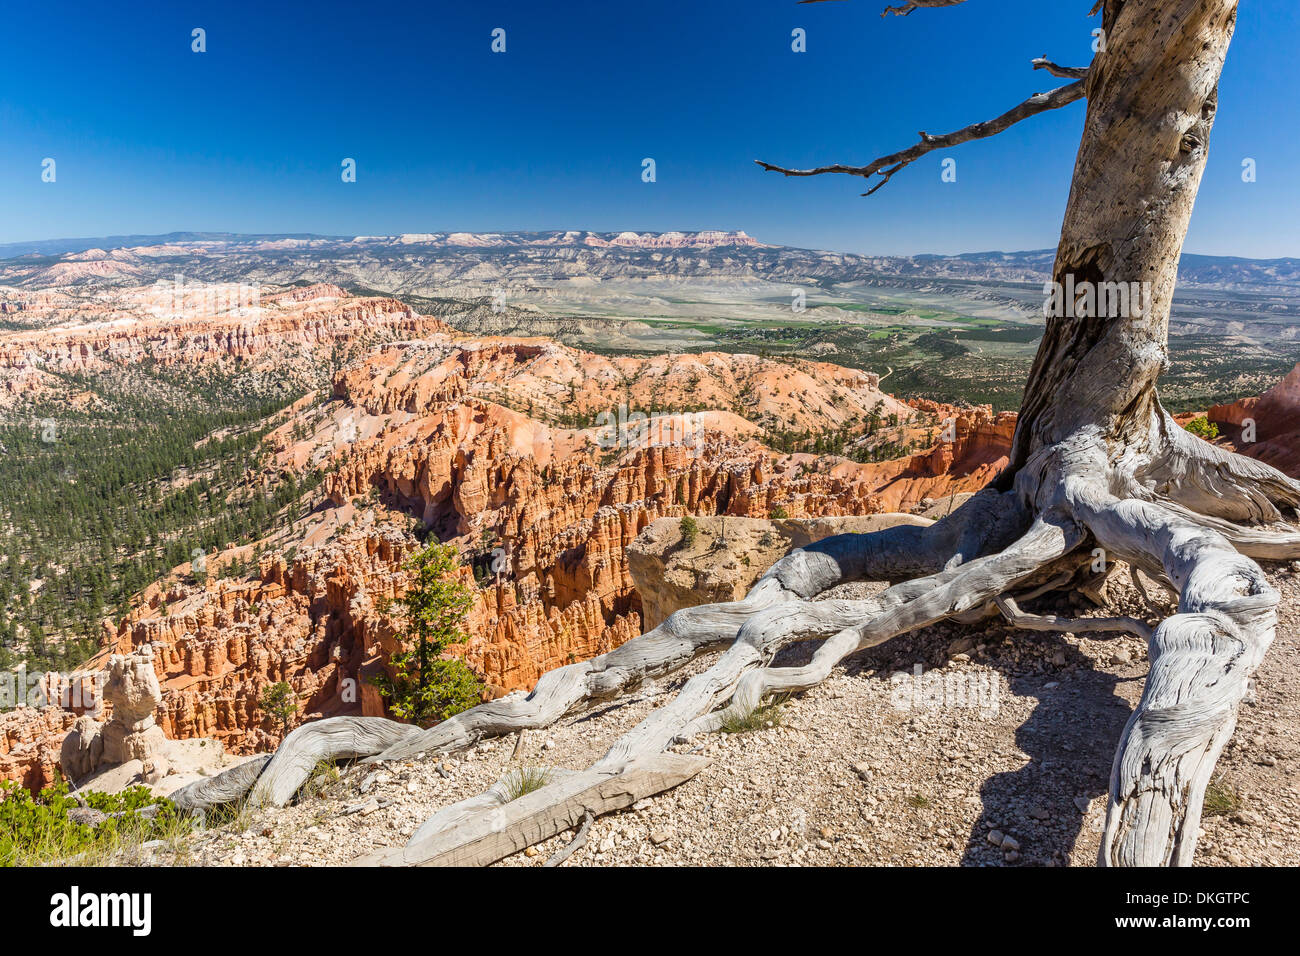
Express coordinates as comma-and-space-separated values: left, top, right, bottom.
369, 542, 484, 726
1183, 416, 1220, 440
770, 505, 789, 519
0, 779, 186, 866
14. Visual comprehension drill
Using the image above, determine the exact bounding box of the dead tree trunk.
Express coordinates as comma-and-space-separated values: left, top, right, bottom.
172, 0, 1300, 867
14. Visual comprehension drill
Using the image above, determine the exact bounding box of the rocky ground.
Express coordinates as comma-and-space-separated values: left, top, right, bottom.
160, 562, 1300, 868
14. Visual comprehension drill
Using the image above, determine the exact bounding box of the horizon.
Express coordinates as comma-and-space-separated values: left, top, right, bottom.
4, 228, 1299, 265
3, 1, 1298, 258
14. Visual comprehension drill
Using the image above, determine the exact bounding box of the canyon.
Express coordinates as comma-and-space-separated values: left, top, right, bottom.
0, 284, 1014, 793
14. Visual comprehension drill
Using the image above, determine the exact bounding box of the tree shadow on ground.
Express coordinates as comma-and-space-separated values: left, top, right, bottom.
955, 634, 1135, 866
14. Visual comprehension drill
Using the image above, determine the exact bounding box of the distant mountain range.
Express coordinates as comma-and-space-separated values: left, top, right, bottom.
1, 231, 1298, 293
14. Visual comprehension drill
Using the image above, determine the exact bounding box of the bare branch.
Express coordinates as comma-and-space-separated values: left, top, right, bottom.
543, 808, 594, 867
1032, 56, 1090, 80
876, 0, 970, 16
995, 595, 1154, 642
755, 80, 1085, 195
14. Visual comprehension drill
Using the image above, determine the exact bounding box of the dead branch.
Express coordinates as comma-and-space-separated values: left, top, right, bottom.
994, 595, 1154, 642
1032, 57, 1091, 80
755, 81, 1085, 195
543, 809, 595, 867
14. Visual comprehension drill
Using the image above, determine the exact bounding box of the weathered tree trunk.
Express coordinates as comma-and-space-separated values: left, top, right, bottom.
1009, 0, 1238, 477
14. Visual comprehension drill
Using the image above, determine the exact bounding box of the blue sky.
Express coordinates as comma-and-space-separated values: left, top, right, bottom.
2, 0, 1297, 257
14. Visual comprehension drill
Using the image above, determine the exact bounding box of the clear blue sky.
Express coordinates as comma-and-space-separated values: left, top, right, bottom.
2, 0, 1296, 257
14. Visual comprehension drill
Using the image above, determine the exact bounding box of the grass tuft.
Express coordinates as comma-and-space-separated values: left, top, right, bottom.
301, 758, 343, 801
1202, 778, 1241, 817
501, 765, 553, 802
719, 700, 784, 734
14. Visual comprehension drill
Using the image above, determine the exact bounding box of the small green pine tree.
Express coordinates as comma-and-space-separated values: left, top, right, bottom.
259, 681, 298, 738
370, 543, 484, 726
679, 515, 699, 547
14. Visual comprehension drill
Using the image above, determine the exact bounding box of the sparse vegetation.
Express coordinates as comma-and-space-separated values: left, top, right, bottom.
719, 700, 784, 734
1183, 416, 1220, 440
259, 681, 299, 738
302, 758, 343, 800
679, 515, 699, 547
0, 779, 189, 866
1202, 778, 1241, 817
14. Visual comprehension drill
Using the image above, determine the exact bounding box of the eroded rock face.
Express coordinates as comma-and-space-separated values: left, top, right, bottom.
627, 514, 933, 628
0, 708, 78, 792
0, 294, 1018, 789
59, 715, 104, 782
1210, 363, 1300, 476
0, 285, 454, 409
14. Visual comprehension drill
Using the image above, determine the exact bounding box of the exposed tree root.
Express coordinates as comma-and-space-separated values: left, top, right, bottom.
1069, 489, 1278, 866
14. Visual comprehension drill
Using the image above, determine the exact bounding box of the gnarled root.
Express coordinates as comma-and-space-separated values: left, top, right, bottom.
1137, 410, 1300, 523
1072, 491, 1278, 866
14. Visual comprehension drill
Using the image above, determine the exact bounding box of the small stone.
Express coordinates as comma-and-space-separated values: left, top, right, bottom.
524, 846, 539, 858
543, 739, 556, 751
406, 781, 419, 793
948, 637, 976, 656
1028, 806, 1050, 821
1112, 648, 1132, 664
650, 828, 673, 846
1004, 850, 1021, 864
1073, 796, 1092, 814
1001, 835, 1020, 852
851, 762, 873, 781
987, 829, 1005, 846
